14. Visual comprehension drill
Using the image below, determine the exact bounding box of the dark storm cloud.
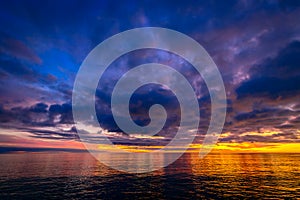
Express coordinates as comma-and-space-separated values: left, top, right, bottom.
93, 48, 206, 136
27, 127, 79, 140
95, 83, 182, 135
230, 39, 300, 141
236, 41, 300, 98
250, 41, 300, 78
129, 84, 181, 126
47, 103, 74, 124
236, 76, 300, 99
0, 102, 73, 127
0, 102, 78, 141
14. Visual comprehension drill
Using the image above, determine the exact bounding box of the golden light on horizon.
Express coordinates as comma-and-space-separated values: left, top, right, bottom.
1, 128, 299, 153
94, 142, 300, 153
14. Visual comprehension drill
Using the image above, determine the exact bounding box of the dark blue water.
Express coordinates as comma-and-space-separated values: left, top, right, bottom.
0, 152, 299, 199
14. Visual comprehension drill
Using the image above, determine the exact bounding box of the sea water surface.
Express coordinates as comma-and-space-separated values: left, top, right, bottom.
0, 152, 299, 199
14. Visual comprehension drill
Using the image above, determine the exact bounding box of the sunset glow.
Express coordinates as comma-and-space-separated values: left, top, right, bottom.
0, 1, 299, 155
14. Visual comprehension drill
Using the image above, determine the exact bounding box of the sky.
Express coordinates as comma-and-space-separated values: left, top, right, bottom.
0, 0, 300, 153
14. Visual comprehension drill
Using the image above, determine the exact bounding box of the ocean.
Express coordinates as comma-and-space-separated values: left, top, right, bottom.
0, 152, 299, 199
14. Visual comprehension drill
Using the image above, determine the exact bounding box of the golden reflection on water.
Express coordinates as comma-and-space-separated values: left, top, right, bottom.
190, 153, 299, 177
0, 152, 299, 198
189, 153, 300, 198
0, 152, 299, 177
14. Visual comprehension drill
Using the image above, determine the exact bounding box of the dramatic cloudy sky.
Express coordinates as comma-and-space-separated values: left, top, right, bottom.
0, 0, 300, 152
